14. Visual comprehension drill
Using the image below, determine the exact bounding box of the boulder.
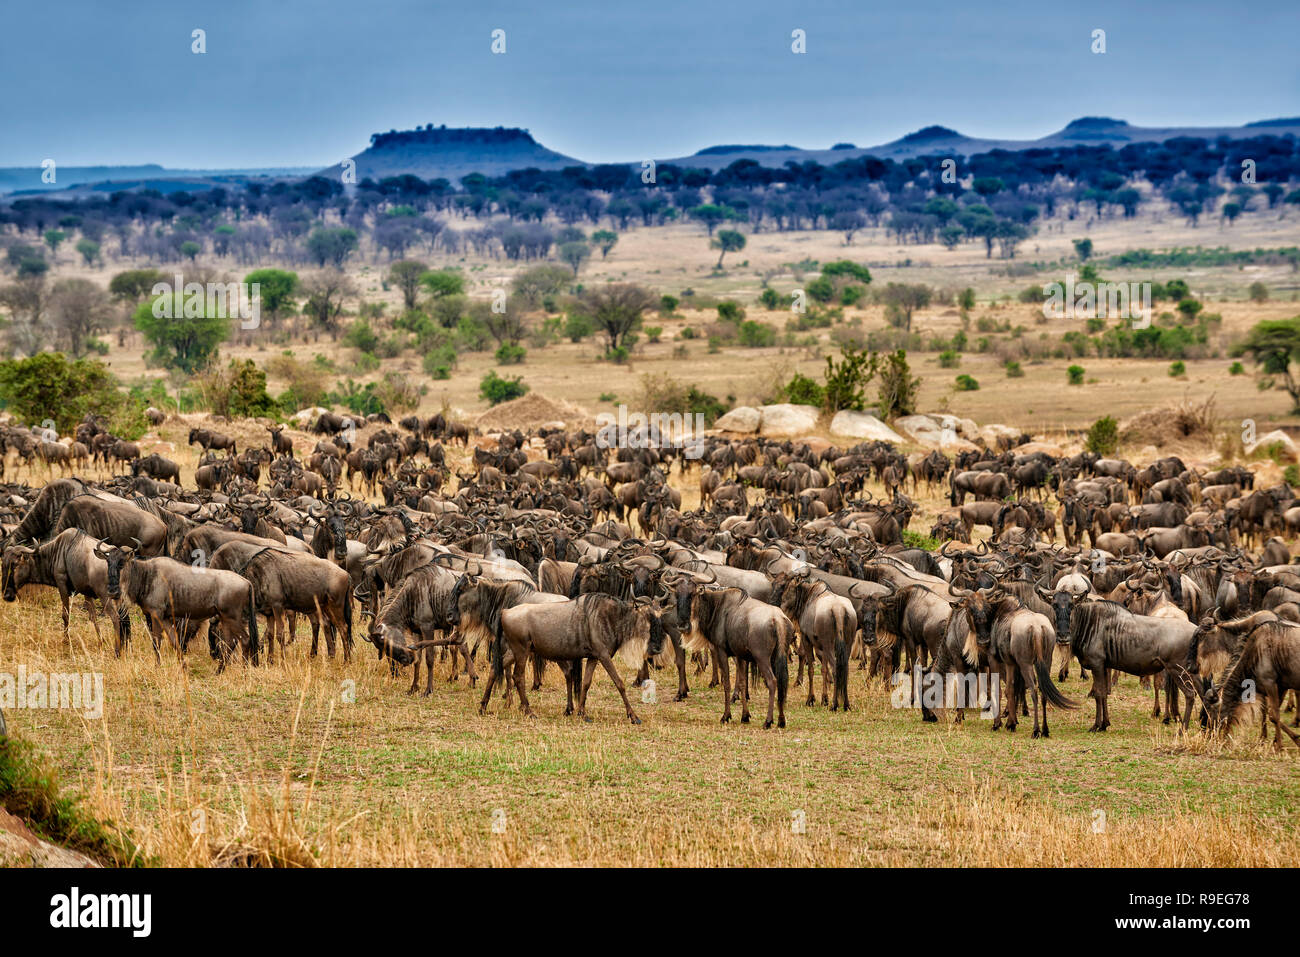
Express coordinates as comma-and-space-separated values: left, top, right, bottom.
758, 403, 821, 437
829, 410, 904, 443
795, 436, 833, 455
714, 406, 761, 434
290, 406, 330, 428
1246, 430, 1300, 463
1014, 441, 1066, 458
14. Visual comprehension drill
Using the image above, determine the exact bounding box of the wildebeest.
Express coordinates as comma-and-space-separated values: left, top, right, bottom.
479, 592, 665, 723
188, 428, 237, 454
1, 530, 129, 646
101, 546, 258, 670
681, 585, 791, 728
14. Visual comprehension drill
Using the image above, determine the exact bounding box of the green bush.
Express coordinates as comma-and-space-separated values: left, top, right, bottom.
480, 370, 528, 406
758, 288, 781, 310
679, 325, 698, 339
955, 374, 980, 391
564, 312, 593, 342
1228, 360, 1245, 376
738, 320, 776, 348
716, 301, 746, 323
1067, 364, 1085, 385
938, 350, 960, 368
0, 352, 147, 437
1285, 464, 1300, 486
422, 345, 457, 380
782, 372, 825, 407
1169, 360, 1187, 377
1085, 415, 1119, 456
658, 294, 679, 315
1005, 360, 1024, 378
495, 343, 526, 365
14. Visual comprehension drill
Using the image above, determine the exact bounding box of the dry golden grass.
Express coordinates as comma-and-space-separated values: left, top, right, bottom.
4, 440, 1297, 867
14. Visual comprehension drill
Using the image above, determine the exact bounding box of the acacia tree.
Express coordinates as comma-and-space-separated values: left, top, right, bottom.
299, 271, 356, 336
243, 268, 299, 327
880, 282, 932, 332
572, 283, 657, 354
1232, 317, 1300, 411
387, 260, 426, 310
49, 278, 114, 357
712, 229, 746, 268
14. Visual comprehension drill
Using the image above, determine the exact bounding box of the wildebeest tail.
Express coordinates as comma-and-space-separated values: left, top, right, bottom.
772, 621, 788, 714
247, 585, 259, 659
1035, 660, 1078, 709
344, 587, 353, 651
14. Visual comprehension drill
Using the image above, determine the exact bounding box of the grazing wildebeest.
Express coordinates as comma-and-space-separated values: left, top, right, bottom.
479, 592, 665, 723
1, 530, 129, 646
681, 585, 791, 728
1189, 612, 1300, 749
132, 453, 182, 485
100, 546, 258, 671
51, 496, 168, 557
367, 564, 482, 694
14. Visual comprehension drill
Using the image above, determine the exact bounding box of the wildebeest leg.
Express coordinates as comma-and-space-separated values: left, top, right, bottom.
510, 654, 532, 717
598, 650, 641, 724
717, 652, 733, 723
531, 652, 546, 691
59, 590, 71, 639
478, 656, 501, 714
82, 596, 103, 645
407, 650, 421, 696
669, 628, 688, 701
1151, 671, 1162, 717
147, 616, 165, 665
708, 652, 719, 688
1004, 662, 1019, 732
423, 644, 436, 696
803, 636, 816, 706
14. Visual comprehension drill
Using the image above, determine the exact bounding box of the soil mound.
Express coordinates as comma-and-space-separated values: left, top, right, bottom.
474, 394, 596, 433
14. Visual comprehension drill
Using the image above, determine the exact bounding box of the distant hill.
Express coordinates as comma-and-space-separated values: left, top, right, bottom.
654, 117, 1300, 170
317, 126, 583, 184
0, 164, 316, 196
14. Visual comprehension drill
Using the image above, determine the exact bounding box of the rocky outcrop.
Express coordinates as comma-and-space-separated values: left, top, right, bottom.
829, 411, 904, 443
757, 404, 821, 437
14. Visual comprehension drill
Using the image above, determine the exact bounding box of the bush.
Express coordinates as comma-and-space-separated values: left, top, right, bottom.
658, 294, 679, 315
0, 352, 148, 437
564, 312, 593, 342
782, 372, 825, 407
938, 350, 960, 368
1229, 360, 1245, 375
758, 288, 781, 310
1285, 464, 1300, 487
479, 370, 528, 406
738, 320, 777, 348
422, 345, 457, 380
955, 374, 980, 391
1067, 364, 1085, 385
1169, 360, 1187, 377
1085, 415, 1119, 455
644, 325, 663, 343
716, 301, 746, 323
1249, 281, 1269, 303
679, 325, 698, 339
1005, 360, 1024, 377
495, 343, 527, 365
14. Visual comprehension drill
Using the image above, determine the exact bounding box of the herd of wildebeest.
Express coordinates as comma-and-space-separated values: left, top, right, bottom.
0, 407, 1298, 749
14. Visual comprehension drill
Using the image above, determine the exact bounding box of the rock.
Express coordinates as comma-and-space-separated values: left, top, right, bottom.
0, 809, 99, 868
829, 410, 904, 443
1246, 430, 1300, 463
757, 404, 821, 437
714, 406, 761, 434
942, 437, 981, 454
290, 406, 330, 427
538, 420, 567, 432
1015, 441, 1066, 458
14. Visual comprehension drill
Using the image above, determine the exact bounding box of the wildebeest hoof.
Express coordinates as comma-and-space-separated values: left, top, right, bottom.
629, 716, 641, 725
777, 718, 785, 728
923, 713, 938, 723
720, 714, 730, 723
1032, 729, 1040, 739
740, 714, 750, 723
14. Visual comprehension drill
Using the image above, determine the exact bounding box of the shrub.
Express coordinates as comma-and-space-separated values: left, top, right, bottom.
679, 325, 698, 339
938, 350, 960, 368
644, 325, 663, 343
495, 343, 526, 365
738, 320, 776, 348
1249, 281, 1269, 303
1005, 360, 1024, 377
955, 374, 980, 391
564, 312, 593, 342
1229, 360, 1245, 375
1067, 364, 1085, 385
758, 288, 780, 310
782, 372, 825, 407
658, 294, 679, 315
1285, 464, 1300, 486
716, 300, 746, 323
479, 370, 528, 405
1085, 415, 1119, 456
1169, 360, 1187, 377
0, 352, 146, 436
422, 345, 457, 380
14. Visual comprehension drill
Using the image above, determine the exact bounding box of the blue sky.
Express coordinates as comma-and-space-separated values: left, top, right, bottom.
2, 0, 1297, 168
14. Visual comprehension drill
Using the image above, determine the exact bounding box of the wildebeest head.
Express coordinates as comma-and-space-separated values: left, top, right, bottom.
96, 541, 136, 600
1, 546, 36, 602
1036, 585, 1080, 644
960, 588, 998, 650
368, 621, 415, 666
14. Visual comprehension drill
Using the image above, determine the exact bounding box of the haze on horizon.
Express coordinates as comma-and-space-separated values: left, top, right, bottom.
2, 0, 1297, 170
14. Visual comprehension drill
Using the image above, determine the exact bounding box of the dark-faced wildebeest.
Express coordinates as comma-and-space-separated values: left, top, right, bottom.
1, 529, 129, 647
479, 592, 665, 724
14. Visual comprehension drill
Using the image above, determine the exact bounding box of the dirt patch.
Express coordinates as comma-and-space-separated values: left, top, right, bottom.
474, 393, 596, 433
